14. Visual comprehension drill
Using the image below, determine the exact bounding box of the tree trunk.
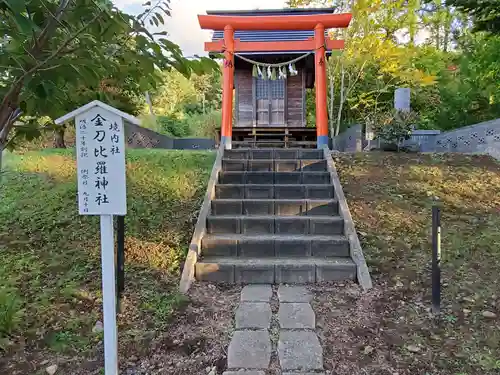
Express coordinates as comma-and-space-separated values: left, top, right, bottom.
0, 143, 4, 182
145, 91, 154, 115
0, 84, 23, 149
329, 75, 335, 141
53, 125, 66, 148
335, 63, 345, 137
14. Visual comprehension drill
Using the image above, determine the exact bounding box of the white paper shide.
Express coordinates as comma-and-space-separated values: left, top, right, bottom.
76, 107, 127, 216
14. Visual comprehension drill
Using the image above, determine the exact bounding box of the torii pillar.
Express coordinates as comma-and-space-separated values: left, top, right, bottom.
314, 23, 328, 148
221, 25, 235, 149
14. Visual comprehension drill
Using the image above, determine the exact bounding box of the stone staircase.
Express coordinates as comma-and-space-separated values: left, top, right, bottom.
195, 148, 360, 284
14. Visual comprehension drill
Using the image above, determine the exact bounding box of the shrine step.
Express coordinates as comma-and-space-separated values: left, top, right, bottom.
224, 149, 324, 160
215, 184, 334, 199
222, 159, 327, 172
201, 234, 349, 258
219, 171, 331, 185
211, 199, 339, 216
207, 215, 344, 235
195, 257, 356, 284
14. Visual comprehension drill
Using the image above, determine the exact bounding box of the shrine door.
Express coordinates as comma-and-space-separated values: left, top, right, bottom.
256, 77, 286, 126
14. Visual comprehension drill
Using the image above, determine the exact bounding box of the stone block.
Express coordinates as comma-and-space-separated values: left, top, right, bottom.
239, 238, 275, 257
223, 159, 247, 171
249, 160, 273, 172
301, 160, 327, 172
278, 303, 315, 329
274, 149, 298, 159
278, 285, 312, 303
275, 160, 300, 172
225, 150, 249, 160
311, 238, 350, 257
195, 262, 234, 283
316, 262, 356, 282
276, 264, 315, 284
306, 200, 337, 216
274, 185, 305, 199
299, 149, 323, 159
207, 216, 240, 234
275, 217, 309, 235
235, 264, 275, 284
275, 172, 301, 185
278, 331, 323, 371
236, 302, 272, 329
241, 217, 275, 234
220, 172, 246, 184
275, 200, 305, 216
251, 149, 273, 159
228, 330, 271, 369
246, 172, 274, 184
302, 172, 330, 185
309, 217, 344, 235
306, 185, 334, 199
217, 185, 244, 199
245, 186, 273, 199
244, 200, 275, 215
212, 200, 243, 215
275, 238, 311, 257
240, 285, 272, 302
201, 236, 238, 257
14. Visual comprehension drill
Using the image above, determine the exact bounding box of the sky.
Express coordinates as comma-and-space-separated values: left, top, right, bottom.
113, 0, 288, 57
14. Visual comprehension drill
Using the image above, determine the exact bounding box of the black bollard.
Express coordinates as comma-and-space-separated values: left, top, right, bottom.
432, 205, 441, 314
116, 215, 125, 312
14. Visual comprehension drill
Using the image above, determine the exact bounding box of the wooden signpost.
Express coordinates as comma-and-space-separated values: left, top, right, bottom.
56, 100, 139, 375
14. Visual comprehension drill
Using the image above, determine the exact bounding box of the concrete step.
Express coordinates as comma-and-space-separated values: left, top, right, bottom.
201, 234, 349, 258
216, 184, 334, 199
211, 199, 338, 216
219, 171, 331, 185
224, 149, 324, 160
207, 215, 344, 235
222, 159, 327, 172
195, 257, 356, 284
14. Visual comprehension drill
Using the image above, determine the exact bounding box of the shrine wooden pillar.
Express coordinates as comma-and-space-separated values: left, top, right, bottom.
222, 25, 235, 149
314, 23, 328, 148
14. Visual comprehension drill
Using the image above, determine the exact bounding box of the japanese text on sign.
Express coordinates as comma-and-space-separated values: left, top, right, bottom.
76, 107, 127, 215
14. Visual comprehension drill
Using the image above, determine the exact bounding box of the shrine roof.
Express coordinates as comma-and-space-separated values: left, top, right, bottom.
208, 7, 335, 52
205, 8, 336, 16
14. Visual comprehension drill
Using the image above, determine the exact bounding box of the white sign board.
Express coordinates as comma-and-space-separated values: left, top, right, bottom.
394, 88, 411, 112
76, 107, 127, 215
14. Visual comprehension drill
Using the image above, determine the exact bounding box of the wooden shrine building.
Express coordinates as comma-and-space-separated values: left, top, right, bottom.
198, 8, 351, 148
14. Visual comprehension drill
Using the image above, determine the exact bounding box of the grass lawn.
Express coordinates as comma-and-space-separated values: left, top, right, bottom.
0, 148, 241, 375
313, 152, 500, 375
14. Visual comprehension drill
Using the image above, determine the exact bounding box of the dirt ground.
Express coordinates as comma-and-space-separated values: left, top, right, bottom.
2, 282, 239, 375
310, 152, 500, 375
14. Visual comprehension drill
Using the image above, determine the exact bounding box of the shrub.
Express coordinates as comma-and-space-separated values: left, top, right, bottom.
156, 116, 191, 138
184, 110, 221, 139
374, 110, 418, 150
0, 289, 23, 337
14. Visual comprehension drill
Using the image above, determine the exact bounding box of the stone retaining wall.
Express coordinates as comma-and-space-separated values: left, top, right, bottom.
332, 124, 362, 152
124, 121, 215, 150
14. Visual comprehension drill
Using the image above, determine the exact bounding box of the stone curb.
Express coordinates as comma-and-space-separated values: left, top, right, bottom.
323, 146, 373, 290
179, 146, 224, 293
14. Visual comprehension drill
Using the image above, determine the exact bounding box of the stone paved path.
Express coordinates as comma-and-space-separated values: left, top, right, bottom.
224, 285, 324, 375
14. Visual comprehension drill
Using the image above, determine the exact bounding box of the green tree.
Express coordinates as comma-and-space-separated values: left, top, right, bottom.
0, 0, 217, 169
447, 0, 500, 33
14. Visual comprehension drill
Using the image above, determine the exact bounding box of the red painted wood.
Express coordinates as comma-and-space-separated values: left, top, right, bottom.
205, 39, 345, 52
198, 13, 352, 31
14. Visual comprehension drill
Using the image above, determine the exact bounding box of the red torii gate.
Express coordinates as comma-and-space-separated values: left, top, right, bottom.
199, 12, 352, 148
